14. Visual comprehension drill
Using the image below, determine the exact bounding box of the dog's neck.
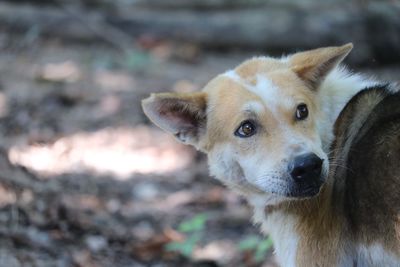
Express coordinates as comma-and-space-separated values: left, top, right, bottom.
249, 187, 343, 266
248, 67, 379, 266
316, 66, 377, 152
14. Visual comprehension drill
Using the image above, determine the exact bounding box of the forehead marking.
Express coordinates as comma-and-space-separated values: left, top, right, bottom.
223, 70, 254, 91
241, 101, 265, 114
223, 70, 285, 114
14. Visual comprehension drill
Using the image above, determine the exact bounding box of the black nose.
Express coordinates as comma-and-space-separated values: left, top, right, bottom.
289, 153, 323, 182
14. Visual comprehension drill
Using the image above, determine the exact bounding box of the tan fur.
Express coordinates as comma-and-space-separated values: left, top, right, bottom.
201, 76, 261, 150
291, 43, 353, 89
235, 58, 287, 83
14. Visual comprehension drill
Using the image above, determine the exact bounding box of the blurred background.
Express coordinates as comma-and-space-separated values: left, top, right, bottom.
0, 0, 399, 266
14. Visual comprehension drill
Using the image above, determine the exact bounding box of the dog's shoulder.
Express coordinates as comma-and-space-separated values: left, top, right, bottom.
332, 83, 399, 147
331, 83, 400, 170
332, 83, 400, 259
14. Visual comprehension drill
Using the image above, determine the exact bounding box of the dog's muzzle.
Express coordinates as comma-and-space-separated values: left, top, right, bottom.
288, 153, 324, 197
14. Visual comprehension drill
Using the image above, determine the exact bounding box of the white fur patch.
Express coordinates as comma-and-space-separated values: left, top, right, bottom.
356, 244, 400, 266
252, 75, 282, 114
241, 101, 265, 114
250, 196, 299, 267
317, 66, 379, 151
386, 82, 400, 93
208, 143, 264, 195
223, 70, 247, 88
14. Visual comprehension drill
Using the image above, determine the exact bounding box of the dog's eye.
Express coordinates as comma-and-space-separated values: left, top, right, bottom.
296, 104, 308, 120
235, 120, 256, 138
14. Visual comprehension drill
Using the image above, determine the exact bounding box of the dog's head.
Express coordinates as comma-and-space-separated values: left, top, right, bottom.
142, 44, 352, 204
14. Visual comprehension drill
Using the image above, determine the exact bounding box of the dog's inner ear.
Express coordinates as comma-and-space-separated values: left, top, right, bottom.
141, 92, 207, 146
290, 43, 353, 90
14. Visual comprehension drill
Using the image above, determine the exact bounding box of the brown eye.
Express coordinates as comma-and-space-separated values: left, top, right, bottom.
296, 104, 308, 120
235, 120, 256, 138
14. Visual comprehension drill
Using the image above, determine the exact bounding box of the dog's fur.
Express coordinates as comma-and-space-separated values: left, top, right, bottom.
141, 44, 400, 266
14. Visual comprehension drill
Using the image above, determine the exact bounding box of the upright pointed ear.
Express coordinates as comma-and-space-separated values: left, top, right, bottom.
141, 92, 207, 147
290, 43, 353, 90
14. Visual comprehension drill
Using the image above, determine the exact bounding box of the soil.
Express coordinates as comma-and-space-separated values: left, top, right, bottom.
0, 34, 398, 267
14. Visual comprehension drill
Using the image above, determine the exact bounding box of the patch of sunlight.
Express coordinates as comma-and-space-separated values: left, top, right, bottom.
36, 60, 81, 83
193, 240, 237, 264
8, 126, 194, 179
94, 70, 136, 91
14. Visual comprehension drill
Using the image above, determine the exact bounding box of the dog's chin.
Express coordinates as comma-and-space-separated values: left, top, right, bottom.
287, 176, 327, 199
286, 184, 323, 198
230, 170, 328, 203
261, 175, 327, 200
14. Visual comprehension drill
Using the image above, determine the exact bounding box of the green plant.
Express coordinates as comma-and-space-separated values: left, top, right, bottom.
165, 213, 208, 257
238, 235, 274, 263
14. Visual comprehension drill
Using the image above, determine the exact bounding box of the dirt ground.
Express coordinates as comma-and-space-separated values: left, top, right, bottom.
0, 33, 399, 267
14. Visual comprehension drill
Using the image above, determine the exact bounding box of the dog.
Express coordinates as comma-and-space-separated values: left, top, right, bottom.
141, 44, 400, 266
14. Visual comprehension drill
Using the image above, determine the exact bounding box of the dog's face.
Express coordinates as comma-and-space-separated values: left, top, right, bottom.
142, 44, 352, 204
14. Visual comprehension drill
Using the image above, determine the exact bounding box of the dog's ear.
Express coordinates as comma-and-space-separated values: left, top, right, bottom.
290, 43, 353, 90
141, 92, 207, 147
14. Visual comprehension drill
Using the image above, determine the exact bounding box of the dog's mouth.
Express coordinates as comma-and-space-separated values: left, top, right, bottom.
259, 174, 326, 200
288, 183, 323, 198
284, 170, 327, 198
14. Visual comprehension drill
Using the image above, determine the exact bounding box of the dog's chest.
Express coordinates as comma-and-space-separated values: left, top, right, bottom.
250, 199, 299, 267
